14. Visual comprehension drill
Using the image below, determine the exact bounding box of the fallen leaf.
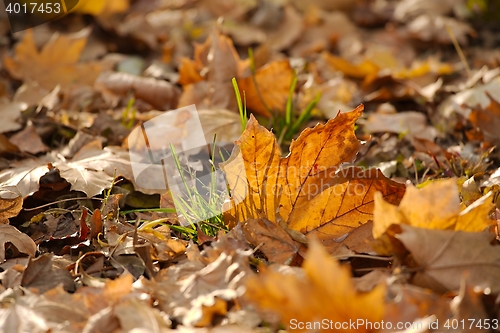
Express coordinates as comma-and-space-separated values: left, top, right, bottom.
0, 141, 160, 198
383, 283, 453, 330
363, 111, 438, 141
396, 225, 500, 294
178, 30, 249, 111
0, 134, 20, 154
373, 179, 495, 239
450, 280, 490, 333
71, 0, 129, 16
322, 52, 379, 79
237, 60, 294, 117
0, 191, 23, 224
221, 105, 405, 253
262, 5, 303, 52
393, 0, 459, 21
470, 92, 500, 147
114, 298, 172, 332
391, 58, 454, 80
145, 233, 252, 326
102, 273, 133, 303
9, 125, 48, 154
290, 10, 355, 58
4, 29, 101, 91
245, 240, 385, 332
95, 72, 181, 111
0, 224, 36, 262
458, 177, 482, 207
241, 218, 300, 264
405, 15, 473, 45
21, 254, 75, 293
0, 98, 25, 133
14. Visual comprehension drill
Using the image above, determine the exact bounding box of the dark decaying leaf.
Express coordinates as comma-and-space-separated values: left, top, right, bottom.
21, 253, 76, 293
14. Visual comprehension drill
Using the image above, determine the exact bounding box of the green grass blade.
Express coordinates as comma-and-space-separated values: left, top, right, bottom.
286, 74, 298, 126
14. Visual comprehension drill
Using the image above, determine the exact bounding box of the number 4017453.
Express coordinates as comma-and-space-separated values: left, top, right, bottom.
443, 319, 499, 330
5, 1, 61, 14
3, 0, 79, 33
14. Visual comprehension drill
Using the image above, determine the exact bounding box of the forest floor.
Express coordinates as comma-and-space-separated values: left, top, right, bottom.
1, 0, 500, 332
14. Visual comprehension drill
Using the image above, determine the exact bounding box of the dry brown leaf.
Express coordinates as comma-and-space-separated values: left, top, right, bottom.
383, 283, 453, 330
178, 30, 295, 117
4, 29, 101, 91
373, 179, 495, 239
237, 60, 294, 117
470, 93, 500, 147
9, 125, 48, 154
21, 254, 75, 294
0, 98, 25, 133
405, 15, 473, 45
0, 191, 23, 224
241, 218, 300, 264
396, 224, 500, 294
95, 72, 180, 111
178, 30, 249, 111
0, 141, 161, 198
363, 111, 438, 141
178, 58, 204, 86
145, 233, 252, 327
0, 134, 20, 154
102, 273, 133, 303
0, 224, 36, 262
291, 10, 357, 58
450, 281, 490, 333
245, 240, 385, 332
221, 105, 405, 253
262, 5, 303, 52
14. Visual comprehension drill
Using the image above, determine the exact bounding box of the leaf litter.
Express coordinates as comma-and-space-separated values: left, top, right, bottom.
1, 0, 500, 331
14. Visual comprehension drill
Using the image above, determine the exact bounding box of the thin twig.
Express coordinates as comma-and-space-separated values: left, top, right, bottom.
24, 197, 103, 211
445, 24, 471, 79
333, 254, 393, 261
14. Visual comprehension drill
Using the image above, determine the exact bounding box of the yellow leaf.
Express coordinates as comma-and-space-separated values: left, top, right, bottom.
0, 193, 23, 224
4, 29, 101, 90
373, 179, 495, 239
70, 0, 129, 16
103, 273, 133, 304
221, 105, 406, 253
237, 60, 294, 117
322, 52, 379, 79
392, 58, 454, 80
245, 240, 385, 332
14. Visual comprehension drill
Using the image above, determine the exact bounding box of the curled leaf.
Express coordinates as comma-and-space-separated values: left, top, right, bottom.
0, 224, 36, 262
